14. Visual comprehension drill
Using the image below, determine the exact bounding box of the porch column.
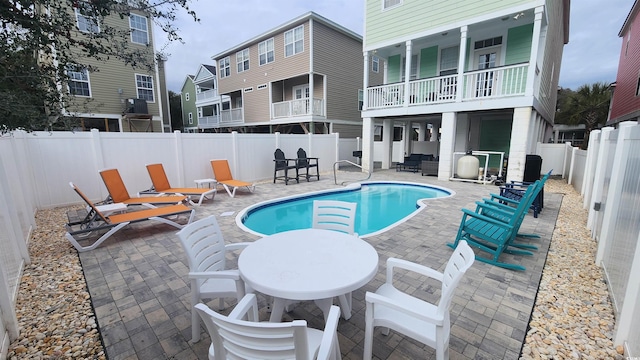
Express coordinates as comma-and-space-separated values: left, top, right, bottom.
404, 121, 413, 155
383, 59, 388, 84
431, 123, 440, 141
403, 40, 412, 107
506, 107, 533, 182
455, 26, 468, 102
363, 51, 370, 111
438, 112, 456, 180
526, 6, 544, 97
382, 118, 394, 169
418, 122, 427, 141
362, 117, 375, 173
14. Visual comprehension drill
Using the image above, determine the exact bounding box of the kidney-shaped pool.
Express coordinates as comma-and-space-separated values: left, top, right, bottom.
236, 181, 454, 237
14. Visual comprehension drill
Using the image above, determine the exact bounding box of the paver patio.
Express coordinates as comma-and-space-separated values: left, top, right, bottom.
76, 169, 559, 360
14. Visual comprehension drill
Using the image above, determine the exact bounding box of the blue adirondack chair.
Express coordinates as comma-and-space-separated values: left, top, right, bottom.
493, 170, 552, 218
447, 181, 541, 271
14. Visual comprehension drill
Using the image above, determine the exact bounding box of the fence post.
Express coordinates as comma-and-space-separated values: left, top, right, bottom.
231, 131, 239, 176
174, 130, 185, 186
90, 129, 107, 200
586, 127, 613, 231
614, 230, 640, 348
582, 130, 600, 206
0, 264, 19, 341
567, 146, 576, 185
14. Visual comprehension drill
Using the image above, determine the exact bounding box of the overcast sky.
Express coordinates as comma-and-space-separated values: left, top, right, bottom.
155, 0, 634, 93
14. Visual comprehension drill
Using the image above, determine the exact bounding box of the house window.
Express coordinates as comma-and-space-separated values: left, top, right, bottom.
188, 112, 193, 124
75, 2, 100, 33
235, 97, 243, 108
401, 54, 418, 81
635, 73, 640, 96
129, 13, 148, 45
372, 56, 379, 73
439, 46, 459, 76
185, 93, 190, 101
474, 36, 502, 50
236, 49, 249, 73
259, 38, 275, 65
285, 25, 304, 57
67, 65, 91, 97
197, 108, 202, 117
383, 0, 402, 10
219, 57, 230, 78
135, 74, 154, 101
358, 89, 363, 110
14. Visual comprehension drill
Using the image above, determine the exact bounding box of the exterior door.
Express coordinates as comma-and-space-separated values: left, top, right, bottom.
474, 48, 500, 97
292, 84, 309, 115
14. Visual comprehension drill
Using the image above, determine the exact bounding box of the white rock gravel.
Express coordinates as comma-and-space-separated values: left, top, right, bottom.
6, 179, 621, 359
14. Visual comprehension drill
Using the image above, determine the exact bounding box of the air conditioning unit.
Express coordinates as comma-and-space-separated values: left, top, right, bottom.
126, 98, 148, 114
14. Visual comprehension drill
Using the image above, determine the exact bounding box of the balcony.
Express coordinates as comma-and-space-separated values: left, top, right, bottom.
195, 89, 221, 106
366, 63, 528, 110
198, 115, 220, 129
220, 108, 243, 124
272, 98, 325, 119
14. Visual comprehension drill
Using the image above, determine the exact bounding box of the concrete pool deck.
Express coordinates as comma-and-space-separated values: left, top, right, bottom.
77, 169, 559, 359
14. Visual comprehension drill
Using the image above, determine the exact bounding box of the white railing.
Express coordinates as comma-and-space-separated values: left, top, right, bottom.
195, 89, 219, 102
272, 98, 325, 118
198, 115, 220, 128
366, 63, 529, 109
462, 63, 528, 100
408, 74, 458, 105
366, 83, 404, 109
220, 108, 243, 124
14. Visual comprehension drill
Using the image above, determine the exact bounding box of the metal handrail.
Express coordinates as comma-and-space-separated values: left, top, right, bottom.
333, 160, 371, 185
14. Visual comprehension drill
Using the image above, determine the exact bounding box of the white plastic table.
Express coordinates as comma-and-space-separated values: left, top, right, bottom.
238, 228, 379, 322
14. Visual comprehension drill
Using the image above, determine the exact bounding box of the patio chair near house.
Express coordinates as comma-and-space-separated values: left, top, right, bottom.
210, 159, 255, 198
273, 148, 299, 185
447, 180, 542, 271
363, 240, 475, 360
396, 153, 429, 173
99, 168, 187, 207
65, 182, 194, 252
296, 148, 319, 182
144, 163, 216, 206
494, 170, 552, 218
195, 293, 341, 360
176, 215, 252, 343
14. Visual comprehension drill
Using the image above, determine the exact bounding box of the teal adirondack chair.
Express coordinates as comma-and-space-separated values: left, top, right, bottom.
491, 170, 552, 218
447, 181, 541, 271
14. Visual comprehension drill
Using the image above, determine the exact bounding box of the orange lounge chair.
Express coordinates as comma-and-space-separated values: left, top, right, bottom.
145, 163, 216, 206
65, 182, 195, 252
210, 159, 255, 198
99, 168, 187, 207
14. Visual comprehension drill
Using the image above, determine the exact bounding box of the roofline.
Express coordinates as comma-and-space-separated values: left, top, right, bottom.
180, 74, 194, 91
563, 0, 571, 44
210, 11, 362, 60
619, 0, 639, 36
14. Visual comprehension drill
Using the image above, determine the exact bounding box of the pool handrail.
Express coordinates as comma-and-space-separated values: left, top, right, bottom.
333, 160, 371, 185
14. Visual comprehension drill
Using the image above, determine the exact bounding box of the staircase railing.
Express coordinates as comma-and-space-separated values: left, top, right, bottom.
333, 160, 371, 185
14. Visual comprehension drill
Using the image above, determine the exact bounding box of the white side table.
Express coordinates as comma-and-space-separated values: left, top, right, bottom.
194, 178, 217, 189
94, 203, 127, 216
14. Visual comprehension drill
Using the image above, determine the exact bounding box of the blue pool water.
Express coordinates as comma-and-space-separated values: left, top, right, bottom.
237, 181, 454, 237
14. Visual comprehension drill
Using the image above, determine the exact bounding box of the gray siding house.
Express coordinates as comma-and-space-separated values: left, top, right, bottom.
210, 12, 382, 137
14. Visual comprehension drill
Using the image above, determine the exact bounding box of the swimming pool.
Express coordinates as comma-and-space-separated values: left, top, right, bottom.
236, 181, 454, 237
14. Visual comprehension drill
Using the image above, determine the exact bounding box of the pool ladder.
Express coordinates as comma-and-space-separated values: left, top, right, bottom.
333, 160, 371, 185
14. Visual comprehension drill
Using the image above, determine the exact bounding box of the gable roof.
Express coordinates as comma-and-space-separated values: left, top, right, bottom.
211, 11, 362, 60
180, 75, 195, 92
619, 0, 639, 36
194, 64, 217, 82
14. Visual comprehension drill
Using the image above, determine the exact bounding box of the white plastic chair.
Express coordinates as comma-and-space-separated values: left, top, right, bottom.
195, 293, 342, 360
176, 215, 252, 343
312, 200, 357, 235
363, 240, 475, 360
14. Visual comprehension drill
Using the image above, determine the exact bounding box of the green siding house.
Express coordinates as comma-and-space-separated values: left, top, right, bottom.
360, 0, 570, 182
181, 75, 198, 132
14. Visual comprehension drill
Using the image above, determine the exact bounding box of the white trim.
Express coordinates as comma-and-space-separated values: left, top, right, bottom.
219, 57, 230, 78
257, 84, 267, 90
372, 56, 379, 73
284, 24, 304, 57
66, 65, 92, 97
258, 38, 275, 66
129, 13, 149, 45
236, 48, 250, 73
134, 73, 155, 102
75, 2, 100, 33
188, 112, 193, 124
382, 0, 403, 11
185, 92, 190, 101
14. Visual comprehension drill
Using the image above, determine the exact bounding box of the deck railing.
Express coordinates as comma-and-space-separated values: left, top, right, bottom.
272, 98, 324, 118
366, 63, 529, 109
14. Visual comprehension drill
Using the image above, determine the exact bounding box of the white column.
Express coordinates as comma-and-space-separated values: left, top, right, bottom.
383, 60, 388, 84
382, 119, 393, 169
525, 7, 544, 97
587, 127, 614, 232
506, 107, 533, 183
363, 51, 370, 111
456, 26, 468, 102
431, 122, 440, 141
403, 40, 412, 107
438, 112, 456, 180
362, 117, 375, 173
418, 122, 427, 141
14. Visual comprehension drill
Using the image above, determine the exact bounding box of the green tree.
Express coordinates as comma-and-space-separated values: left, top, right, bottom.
555, 82, 611, 149
168, 90, 183, 132
0, 0, 198, 133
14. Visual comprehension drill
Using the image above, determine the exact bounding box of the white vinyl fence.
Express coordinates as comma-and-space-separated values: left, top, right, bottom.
1, 124, 639, 357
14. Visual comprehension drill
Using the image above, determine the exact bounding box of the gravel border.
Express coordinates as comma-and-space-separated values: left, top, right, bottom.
6, 179, 621, 359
